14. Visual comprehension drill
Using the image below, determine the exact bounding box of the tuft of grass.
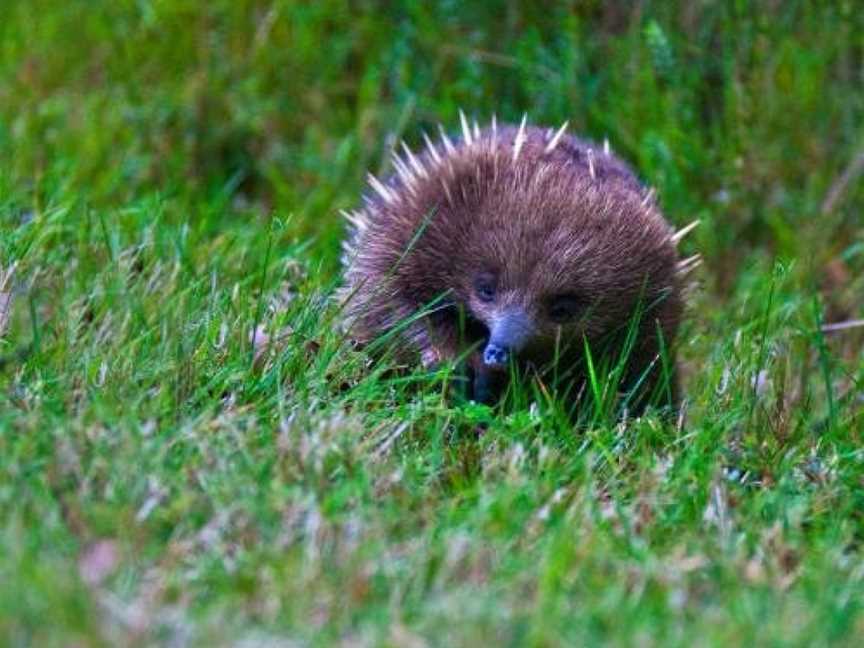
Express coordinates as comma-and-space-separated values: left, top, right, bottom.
1, 1, 863, 645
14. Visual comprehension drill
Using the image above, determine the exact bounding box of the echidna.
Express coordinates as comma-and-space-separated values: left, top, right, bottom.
339, 113, 698, 413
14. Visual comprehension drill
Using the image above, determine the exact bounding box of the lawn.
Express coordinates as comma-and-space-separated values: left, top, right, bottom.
1, 1, 863, 646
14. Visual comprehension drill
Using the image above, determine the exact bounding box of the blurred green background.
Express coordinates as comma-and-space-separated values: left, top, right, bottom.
3, 1, 862, 281
1, 1, 863, 646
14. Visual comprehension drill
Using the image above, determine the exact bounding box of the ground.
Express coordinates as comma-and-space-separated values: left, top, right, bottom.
1, 2, 863, 646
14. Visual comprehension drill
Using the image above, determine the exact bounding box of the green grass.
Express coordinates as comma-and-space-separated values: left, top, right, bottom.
2, 1, 864, 645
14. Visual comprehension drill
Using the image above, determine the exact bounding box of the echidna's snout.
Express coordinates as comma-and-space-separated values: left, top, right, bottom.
481, 307, 534, 369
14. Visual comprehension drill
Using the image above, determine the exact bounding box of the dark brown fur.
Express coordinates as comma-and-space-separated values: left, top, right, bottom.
339, 118, 689, 414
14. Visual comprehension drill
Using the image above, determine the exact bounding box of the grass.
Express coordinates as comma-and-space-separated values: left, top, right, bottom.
1, 1, 863, 645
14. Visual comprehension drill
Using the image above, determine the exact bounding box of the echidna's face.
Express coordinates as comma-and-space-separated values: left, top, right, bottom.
463, 266, 594, 370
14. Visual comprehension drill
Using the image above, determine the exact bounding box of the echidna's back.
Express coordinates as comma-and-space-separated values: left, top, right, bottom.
480, 124, 646, 196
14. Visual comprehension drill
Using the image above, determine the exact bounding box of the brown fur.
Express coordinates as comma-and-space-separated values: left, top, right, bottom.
339, 118, 687, 413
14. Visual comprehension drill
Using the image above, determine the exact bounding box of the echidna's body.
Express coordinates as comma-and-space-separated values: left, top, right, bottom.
339, 115, 698, 412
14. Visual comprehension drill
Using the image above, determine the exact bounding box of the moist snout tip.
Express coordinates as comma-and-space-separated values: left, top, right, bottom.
482, 343, 509, 368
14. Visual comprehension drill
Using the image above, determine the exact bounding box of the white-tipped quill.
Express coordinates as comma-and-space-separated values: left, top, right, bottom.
642, 187, 657, 207
544, 121, 569, 153
459, 109, 473, 145
422, 132, 442, 164
340, 209, 367, 231
367, 173, 395, 203
438, 124, 455, 154
670, 220, 700, 245
512, 113, 528, 161
676, 254, 702, 276
401, 141, 427, 178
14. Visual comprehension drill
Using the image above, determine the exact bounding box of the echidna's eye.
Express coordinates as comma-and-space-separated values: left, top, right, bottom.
473, 273, 497, 303
548, 295, 584, 323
